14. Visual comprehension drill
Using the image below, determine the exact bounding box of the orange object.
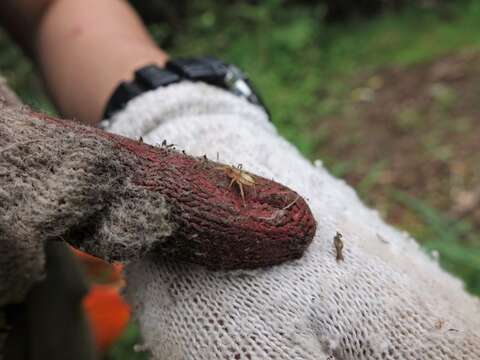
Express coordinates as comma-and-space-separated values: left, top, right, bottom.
72, 248, 130, 353
83, 284, 131, 353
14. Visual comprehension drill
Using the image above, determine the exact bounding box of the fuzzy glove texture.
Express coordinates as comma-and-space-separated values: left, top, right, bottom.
108, 82, 480, 359
0, 104, 172, 306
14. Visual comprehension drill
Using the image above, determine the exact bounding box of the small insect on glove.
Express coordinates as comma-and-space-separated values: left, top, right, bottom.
107, 82, 480, 360
0, 101, 314, 306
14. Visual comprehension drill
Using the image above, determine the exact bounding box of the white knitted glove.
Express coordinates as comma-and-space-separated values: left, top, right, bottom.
107, 82, 480, 360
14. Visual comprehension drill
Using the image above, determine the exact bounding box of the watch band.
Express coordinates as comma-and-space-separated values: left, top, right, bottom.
102, 67, 181, 121
101, 57, 270, 125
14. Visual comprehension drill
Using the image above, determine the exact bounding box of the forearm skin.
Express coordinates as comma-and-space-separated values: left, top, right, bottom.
0, 0, 168, 124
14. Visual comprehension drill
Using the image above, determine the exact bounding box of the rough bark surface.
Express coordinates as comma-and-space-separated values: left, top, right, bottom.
31, 112, 317, 269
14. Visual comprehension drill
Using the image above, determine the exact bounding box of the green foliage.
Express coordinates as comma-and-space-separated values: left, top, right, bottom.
0, 32, 55, 114
105, 323, 149, 360
392, 191, 480, 295
129, 0, 463, 26
147, 1, 480, 156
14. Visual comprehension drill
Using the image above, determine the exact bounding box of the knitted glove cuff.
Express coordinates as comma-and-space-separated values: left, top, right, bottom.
105, 81, 272, 140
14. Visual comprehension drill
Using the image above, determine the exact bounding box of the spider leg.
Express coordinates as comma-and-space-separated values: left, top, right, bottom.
229, 178, 235, 188
239, 183, 246, 206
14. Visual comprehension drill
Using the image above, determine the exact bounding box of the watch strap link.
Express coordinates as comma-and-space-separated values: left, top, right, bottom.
167, 57, 228, 86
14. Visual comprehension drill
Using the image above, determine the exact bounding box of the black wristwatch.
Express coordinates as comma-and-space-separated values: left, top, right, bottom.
102, 57, 270, 123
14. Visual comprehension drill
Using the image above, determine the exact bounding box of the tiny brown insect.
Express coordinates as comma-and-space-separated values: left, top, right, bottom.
334, 231, 344, 261
217, 164, 256, 206
435, 319, 445, 330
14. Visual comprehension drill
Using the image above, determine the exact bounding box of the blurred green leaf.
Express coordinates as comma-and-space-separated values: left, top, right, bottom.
393, 190, 480, 295
105, 323, 148, 360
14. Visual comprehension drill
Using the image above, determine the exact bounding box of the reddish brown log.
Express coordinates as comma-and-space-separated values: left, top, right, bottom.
33, 112, 317, 269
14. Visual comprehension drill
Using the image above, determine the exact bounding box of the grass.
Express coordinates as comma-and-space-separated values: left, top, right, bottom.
1, 1, 479, 357
393, 191, 480, 292
160, 1, 480, 154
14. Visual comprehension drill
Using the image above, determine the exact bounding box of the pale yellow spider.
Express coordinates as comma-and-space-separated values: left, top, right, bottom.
217, 164, 256, 206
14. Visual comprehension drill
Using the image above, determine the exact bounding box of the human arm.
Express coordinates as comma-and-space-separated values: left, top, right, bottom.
0, 0, 168, 125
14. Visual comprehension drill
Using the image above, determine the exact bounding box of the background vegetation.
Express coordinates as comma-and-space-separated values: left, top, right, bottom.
1, 0, 479, 358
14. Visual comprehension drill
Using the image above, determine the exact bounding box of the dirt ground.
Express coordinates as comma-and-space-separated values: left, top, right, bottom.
315, 50, 480, 236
